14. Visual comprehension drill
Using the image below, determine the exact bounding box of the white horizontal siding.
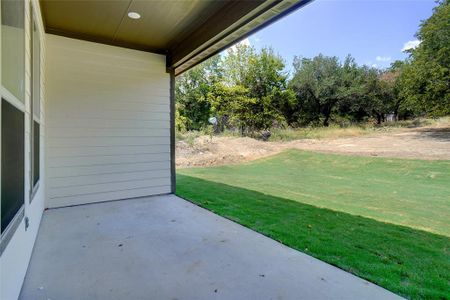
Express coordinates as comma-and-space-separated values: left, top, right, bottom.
47, 136, 169, 147
48, 152, 169, 167
47, 186, 171, 208
48, 127, 169, 138
49, 162, 170, 178
48, 145, 169, 157
48, 178, 170, 198
45, 34, 171, 208
47, 118, 170, 129
48, 169, 171, 188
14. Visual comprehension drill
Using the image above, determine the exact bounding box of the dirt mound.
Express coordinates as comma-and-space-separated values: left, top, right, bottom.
176, 125, 450, 168
176, 136, 283, 168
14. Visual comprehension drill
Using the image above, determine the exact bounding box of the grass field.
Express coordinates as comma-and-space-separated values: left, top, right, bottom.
176, 150, 450, 299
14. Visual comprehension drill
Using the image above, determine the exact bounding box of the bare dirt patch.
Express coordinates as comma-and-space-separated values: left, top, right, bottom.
176, 124, 450, 168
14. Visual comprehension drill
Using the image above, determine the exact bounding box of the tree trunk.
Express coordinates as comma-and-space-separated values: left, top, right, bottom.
376, 113, 382, 125
322, 103, 334, 127
393, 100, 401, 121
323, 114, 330, 127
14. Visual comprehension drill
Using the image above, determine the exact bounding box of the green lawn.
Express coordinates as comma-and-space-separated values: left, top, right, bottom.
176, 150, 450, 299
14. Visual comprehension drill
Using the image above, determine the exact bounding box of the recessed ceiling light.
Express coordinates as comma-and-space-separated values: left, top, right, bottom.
128, 12, 141, 19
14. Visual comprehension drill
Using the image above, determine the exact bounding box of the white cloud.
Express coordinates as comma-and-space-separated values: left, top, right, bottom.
376, 56, 391, 62
371, 63, 378, 68
401, 40, 421, 52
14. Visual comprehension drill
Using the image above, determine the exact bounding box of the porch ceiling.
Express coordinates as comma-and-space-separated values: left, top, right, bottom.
39, 0, 313, 75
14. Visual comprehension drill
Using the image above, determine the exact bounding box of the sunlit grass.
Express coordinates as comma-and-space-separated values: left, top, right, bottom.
177, 150, 450, 299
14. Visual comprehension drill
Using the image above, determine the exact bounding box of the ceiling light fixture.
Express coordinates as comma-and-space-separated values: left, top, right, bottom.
127, 12, 141, 19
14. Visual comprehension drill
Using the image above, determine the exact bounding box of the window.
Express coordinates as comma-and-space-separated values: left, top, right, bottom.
30, 11, 40, 199
1, 100, 25, 232
1, 0, 25, 102
1, 0, 25, 236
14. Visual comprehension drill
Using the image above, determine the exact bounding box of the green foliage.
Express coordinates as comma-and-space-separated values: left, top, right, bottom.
177, 151, 450, 299
290, 54, 345, 126
290, 54, 398, 126
208, 83, 257, 133
223, 45, 292, 132
178, 44, 293, 134
176, 1, 449, 133
399, 0, 450, 116
362, 67, 396, 124
176, 56, 222, 130
175, 103, 188, 132
222, 43, 254, 86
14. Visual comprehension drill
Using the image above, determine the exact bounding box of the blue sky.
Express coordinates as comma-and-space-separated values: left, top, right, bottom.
244, 0, 437, 71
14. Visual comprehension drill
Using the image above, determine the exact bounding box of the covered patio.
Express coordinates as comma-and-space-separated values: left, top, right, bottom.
20, 195, 401, 299
0, 1, 404, 299
3, 1, 319, 297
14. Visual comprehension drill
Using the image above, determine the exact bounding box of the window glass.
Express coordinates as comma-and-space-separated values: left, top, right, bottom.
1, 99, 25, 232
1, 0, 25, 102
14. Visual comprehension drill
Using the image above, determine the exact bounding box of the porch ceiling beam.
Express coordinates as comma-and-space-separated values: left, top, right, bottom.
169, 0, 314, 75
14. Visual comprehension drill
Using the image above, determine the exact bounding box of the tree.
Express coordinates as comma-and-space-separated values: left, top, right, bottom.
382, 61, 406, 120
208, 83, 256, 134
336, 56, 369, 123
363, 68, 393, 124
400, 0, 450, 116
222, 43, 254, 86
175, 103, 188, 132
290, 54, 346, 126
243, 47, 292, 130
175, 55, 222, 130
221, 45, 292, 132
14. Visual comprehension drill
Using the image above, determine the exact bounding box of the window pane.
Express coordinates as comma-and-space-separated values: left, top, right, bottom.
1, 99, 25, 232
33, 121, 40, 186
32, 20, 40, 119
1, 0, 25, 102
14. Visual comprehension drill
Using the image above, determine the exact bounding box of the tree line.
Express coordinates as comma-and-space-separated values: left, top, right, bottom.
176, 0, 449, 134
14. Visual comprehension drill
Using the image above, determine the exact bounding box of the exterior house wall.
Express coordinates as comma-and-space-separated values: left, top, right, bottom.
0, 1, 46, 299
45, 35, 171, 208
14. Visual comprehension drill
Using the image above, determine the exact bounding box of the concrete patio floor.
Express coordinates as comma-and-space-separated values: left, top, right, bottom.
20, 194, 402, 300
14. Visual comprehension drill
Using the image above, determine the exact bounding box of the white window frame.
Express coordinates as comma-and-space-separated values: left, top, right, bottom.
0, 0, 27, 254
30, 2, 41, 202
